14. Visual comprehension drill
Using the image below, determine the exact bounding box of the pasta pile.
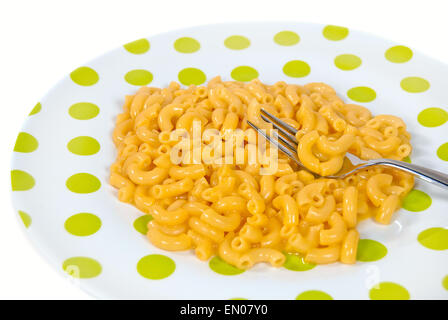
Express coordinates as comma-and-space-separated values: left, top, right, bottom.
110, 77, 414, 269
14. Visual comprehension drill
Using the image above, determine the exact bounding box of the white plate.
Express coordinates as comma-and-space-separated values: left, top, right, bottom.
10, 22, 448, 300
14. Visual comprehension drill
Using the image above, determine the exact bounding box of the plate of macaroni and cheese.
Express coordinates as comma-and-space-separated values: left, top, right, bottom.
11, 22, 448, 299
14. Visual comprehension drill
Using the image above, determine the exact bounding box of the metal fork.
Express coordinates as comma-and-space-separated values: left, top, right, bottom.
247, 108, 448, 190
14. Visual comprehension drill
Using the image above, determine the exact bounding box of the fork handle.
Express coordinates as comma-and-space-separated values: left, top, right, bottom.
370, 159, 448, 190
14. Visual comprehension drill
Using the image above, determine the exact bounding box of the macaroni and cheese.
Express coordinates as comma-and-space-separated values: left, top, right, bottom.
110, 77, 413, 269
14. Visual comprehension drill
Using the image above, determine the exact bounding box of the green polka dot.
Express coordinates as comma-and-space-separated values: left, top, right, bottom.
323, 25, 349, 41
402, 189, 432, 212
124, 69, 153, 86
133, 214, 153, 235
385, 45, 413, 63
64, 213, 101, 236
18, 211, 31, 228
29, 102, 41, 116
209, 256, 245, 275
347, 86, 376, 103
231, 66, 259, 82
14, 132, 38, 153
63, 257, 102, 279
282, 60, 310, 78
224, 35, 250, 50
437, 143, 448, 161
418, 108, 448, 127
137, 254, 175, 280
357, 239, 387, 262
123, 38, 150, 54
66, 173, 101, 194
403, 156, 411, 163
369, 282, 410, 300
296, 290, 333, 300
401, 77, 430, 93
443, 275, 448, 290
174, 37, 200, 53
11, 170, 35, 191
334, 54, 362, 71
69, 102, 99, 120
283, 253, 316, 271
273, 31, 300, 46
70, 67, 99, 86
67, 136, 100, 156
178, 68, 206, 85
417, 227, 448, 250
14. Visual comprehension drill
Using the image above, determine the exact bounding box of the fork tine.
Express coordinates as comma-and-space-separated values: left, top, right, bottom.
270, 128, 297, 152
246, 120, 302, 166
344, 152, 364, 165
260, 109, 298, 135
261, 114, 298, 146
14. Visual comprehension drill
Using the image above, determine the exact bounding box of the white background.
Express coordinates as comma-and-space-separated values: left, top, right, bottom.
0, 0, 447, 300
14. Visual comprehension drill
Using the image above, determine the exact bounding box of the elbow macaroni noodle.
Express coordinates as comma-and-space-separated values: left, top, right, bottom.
110, 77, 414, 269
